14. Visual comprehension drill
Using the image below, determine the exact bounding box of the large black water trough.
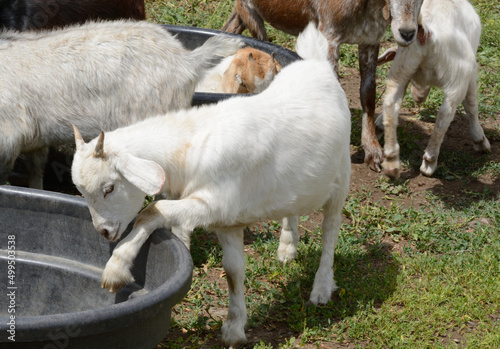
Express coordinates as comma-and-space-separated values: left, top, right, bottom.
0, 185, 193, 348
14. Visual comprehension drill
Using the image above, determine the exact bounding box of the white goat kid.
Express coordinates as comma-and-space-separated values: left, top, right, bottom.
377, 0, 490, 179
0, 20, 242, 189
72, 23, 351, 348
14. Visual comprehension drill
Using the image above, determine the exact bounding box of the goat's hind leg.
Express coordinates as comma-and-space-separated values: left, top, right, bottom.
221, 0, 268, 41
277, 215, 299, 262
221, 5, 247, 35
216, 228, 248, 348
462, 74, 491, 153
308, 195, 344, 305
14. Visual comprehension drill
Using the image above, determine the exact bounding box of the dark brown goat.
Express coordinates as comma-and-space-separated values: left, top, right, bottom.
0, 0, 144, 30
222, 0, 423, 172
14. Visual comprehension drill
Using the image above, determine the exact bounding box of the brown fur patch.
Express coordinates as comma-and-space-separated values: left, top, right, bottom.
222, 47, 281, 93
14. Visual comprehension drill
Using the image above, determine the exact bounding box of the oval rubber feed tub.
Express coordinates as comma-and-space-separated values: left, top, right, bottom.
0, 185, 193, 348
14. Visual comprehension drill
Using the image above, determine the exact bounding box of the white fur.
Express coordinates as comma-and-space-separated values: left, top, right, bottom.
0, 20, 242, 188
195, 55, 234, 92
377, 0, 490, 178
72, 23, 351, 348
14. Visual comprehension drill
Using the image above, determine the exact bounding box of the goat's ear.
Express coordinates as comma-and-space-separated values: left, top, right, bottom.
116, 153, 166, 196
382, 0, 391, 21
270, 53, 281, 74
377, 46, 398, 66
73, 125, 85, 151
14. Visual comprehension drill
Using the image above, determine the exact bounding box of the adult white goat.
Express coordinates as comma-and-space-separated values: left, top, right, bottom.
0, 20, 242, 189
72, 23, 351, 348
376, 0, 491, 178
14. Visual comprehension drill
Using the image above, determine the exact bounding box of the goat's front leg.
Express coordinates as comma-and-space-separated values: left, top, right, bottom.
101, 204, 164, 293
0, 154, 17, 186
381, 78, 409, 179
216, 228, 247, 348
277, 215, 299, 262
359, 44, 384, 172
101, 198, 206, 293
24, 147, 49, 189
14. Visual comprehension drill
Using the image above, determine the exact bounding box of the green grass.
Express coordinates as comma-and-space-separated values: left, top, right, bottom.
145, 1, 500, 347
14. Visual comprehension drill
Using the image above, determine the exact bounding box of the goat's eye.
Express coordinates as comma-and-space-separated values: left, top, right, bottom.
103, 185, 114, 198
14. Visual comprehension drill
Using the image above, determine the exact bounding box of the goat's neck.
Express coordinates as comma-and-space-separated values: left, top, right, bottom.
110, 115, 197, 198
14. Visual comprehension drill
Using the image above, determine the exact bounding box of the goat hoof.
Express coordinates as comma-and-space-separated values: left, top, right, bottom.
277, 245, 297, 263
363, 142, 384, 173
221, 322, 247, 349
309, 278, 336, 305
366, 158, 383, 173
101, 258, 135, 293
473, 137, 491, 153
383, 166, 400, 180
420, 160, 437, 177
382, 158, 401, 180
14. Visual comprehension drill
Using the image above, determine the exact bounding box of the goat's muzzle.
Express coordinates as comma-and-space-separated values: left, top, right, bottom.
398, 28, 417, 45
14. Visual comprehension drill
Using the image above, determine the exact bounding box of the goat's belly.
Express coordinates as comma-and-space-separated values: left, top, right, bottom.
412, 67, 439, 88
253, 0, 313, 36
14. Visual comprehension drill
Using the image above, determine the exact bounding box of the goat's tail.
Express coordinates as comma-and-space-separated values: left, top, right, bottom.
295, 22, 329, 61
188, 35, 243, 81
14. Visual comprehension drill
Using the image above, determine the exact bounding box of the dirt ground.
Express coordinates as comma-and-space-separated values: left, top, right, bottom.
161, 67, 500, 348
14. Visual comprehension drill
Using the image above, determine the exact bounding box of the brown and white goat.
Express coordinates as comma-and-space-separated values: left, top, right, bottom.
222, 0, 424, 172
0, 0, 144, 30
196, 47, 282, 94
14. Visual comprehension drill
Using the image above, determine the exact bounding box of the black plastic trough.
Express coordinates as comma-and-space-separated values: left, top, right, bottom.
0, 185, 193, 348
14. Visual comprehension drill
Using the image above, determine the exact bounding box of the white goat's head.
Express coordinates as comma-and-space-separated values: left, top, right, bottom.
71, 126, 165, 242
385, 0, 424, 47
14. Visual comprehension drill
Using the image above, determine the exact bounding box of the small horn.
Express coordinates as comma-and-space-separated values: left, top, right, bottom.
73, 125, 85, 151
94, 131, 105, 158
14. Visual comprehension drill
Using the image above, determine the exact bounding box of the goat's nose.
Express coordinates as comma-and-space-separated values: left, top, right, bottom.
399, 28, 416, 43
99, 228, 109, 239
